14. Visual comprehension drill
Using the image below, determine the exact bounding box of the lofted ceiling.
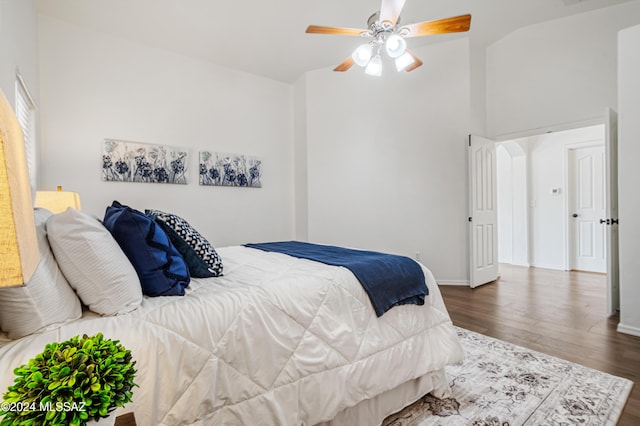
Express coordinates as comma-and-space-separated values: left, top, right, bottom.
36, 0, 636, 83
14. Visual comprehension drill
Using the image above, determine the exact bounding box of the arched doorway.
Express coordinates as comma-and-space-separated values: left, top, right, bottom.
496, 140, 529, 266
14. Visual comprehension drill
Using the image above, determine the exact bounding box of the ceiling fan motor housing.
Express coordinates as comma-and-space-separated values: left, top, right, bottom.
367, 11, 401, 36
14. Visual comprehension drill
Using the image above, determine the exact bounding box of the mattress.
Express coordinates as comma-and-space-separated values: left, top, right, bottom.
0, 246, 464, 425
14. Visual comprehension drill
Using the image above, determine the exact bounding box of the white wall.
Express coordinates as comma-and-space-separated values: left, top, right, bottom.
486, 1, 640, 140
38, 15, 295, 246
469, 39, 487, 137
511, 152, 528, 266
618, 24, 640, 337
300, 38, 471, 283
0, 0, 38, 107
293, 74, 309, 241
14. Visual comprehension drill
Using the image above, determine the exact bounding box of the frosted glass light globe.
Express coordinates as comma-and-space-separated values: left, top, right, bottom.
385, 34, 407, 59
365, 55, 383, 76
352, 44, 373, 67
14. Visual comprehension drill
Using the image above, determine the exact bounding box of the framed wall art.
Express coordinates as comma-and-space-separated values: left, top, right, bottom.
102, 139, 189, 184
199, 151, 262, 188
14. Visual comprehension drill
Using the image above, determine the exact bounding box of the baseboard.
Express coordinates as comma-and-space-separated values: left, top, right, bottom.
617, 323, 640, 337
529, 263, 565, 271
438, 280, 470, 286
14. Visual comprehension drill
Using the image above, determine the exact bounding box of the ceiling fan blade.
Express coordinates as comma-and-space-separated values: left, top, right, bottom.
333, 56, 355, 72
402, 14, 471, 38
306, 25, 369, 36
405, 51, 423, 72
379, 0, 406, 26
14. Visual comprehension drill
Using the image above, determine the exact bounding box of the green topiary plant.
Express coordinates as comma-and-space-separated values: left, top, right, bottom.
0, 333, 137, 426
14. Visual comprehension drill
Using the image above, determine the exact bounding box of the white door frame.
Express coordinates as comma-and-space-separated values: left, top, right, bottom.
562, 139, 605, 271
605, 108, 620, 316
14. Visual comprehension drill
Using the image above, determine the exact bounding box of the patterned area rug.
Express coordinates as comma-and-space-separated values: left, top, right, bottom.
383, 327, 633, 426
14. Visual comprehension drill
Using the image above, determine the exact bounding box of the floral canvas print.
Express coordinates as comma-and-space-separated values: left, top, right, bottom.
199, 151, 262, 188
102, 139, 188, 184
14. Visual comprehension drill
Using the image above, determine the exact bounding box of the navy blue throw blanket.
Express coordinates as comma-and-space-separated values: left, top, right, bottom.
244, 241, 428, 317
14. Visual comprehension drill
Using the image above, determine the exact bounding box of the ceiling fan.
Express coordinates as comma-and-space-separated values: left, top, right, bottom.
305, 0, 471, 76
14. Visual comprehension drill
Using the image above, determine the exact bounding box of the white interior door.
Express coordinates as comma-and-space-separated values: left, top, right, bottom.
605, 108, 620, 316
469, 135, 498, 288
568, 145, 606, 273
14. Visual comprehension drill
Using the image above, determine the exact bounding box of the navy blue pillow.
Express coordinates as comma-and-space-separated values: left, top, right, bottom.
103, 201, 190, 297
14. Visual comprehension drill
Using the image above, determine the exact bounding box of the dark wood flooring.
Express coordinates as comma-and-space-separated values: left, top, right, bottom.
439, 264, 640, 425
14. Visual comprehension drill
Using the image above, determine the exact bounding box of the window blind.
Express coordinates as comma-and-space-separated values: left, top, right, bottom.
15, 72, 37, 192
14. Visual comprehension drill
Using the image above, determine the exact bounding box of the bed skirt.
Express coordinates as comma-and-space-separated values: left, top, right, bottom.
317, 368, 450, 426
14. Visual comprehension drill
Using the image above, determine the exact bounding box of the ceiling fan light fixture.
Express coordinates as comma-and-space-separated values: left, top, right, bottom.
352, 43, 373, 67
365, 55, 382, 76
305, 1, 471, 76
385, 34, 407, 58
395, 51, 415, 71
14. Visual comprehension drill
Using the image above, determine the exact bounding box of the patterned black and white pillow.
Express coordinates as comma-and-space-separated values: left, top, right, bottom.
145, 209, 223, 278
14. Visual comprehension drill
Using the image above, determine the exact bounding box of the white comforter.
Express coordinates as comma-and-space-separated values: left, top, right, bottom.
0, 246, 464, 425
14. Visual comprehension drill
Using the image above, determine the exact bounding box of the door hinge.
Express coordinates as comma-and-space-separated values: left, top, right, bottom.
600, 218, 620, 225
468, 217, 473, 222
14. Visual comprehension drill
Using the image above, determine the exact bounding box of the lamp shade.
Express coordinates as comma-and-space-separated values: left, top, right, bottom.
35, 187, 81, 214
0, 89, 39, 287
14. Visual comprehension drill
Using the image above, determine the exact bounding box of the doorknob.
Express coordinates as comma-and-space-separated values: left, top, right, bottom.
572, 213, 578, 218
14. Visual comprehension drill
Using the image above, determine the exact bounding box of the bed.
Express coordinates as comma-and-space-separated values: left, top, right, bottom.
0, 207, 464, 426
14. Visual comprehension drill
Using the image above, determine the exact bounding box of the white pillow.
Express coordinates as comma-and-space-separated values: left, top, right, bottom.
46, 208, 142, 315
0, 208, 82, 339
